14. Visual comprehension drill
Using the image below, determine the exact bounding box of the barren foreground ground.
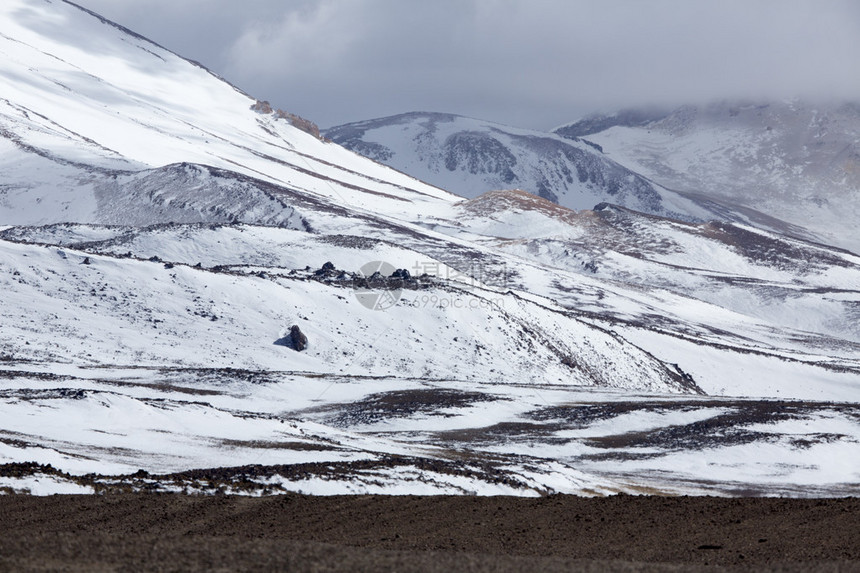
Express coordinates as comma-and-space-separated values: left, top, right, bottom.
0, 494, 858, 572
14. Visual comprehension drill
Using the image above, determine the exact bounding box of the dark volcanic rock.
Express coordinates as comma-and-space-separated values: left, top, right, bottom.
289, 325, 308, 352
314, 261, 337, 278
274, 325, 308, 351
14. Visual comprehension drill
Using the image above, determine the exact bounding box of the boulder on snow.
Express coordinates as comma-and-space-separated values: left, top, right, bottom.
314, 261, 337, 277
274, 325, 308, 352
290, 325, 308, 351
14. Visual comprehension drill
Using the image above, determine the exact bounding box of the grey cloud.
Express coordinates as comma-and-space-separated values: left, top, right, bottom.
71, 0, 860, 129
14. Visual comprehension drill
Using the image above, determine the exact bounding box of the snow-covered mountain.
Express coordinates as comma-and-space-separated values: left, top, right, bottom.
324, 112, 709, 219
0, 0, 457, 229
326, 102, 860, 251
556, 101, 860, 252
0, 1, 858, 496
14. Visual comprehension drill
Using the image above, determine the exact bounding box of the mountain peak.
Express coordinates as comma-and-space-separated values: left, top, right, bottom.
553, 106, 674, 138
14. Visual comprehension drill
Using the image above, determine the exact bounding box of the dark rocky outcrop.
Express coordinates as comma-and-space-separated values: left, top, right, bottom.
252, 100, 321, 138
274, 325, 308, 351
314, 261, 337, 278
289, 325, 308, 352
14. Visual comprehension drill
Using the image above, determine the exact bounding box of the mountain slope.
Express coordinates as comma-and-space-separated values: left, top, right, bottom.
0, 231, 700, 391
556, 101, 860, 252
0, 0, 705, 393
0, 0, 455, 228
324, 112, 709, 218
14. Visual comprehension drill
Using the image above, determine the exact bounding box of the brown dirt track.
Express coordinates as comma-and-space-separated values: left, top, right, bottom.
0, 494, 858, 572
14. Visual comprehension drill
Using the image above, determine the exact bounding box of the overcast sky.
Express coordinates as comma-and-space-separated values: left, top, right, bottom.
73, 0, 860, 131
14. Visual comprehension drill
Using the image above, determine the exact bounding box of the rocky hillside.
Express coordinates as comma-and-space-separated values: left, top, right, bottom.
324, 112, 705, 219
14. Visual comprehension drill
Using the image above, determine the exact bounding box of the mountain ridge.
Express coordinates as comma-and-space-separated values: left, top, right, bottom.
323, 111, 699, 218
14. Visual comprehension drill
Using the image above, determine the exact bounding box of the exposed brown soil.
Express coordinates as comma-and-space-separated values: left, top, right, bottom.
0, 494, 858, 572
